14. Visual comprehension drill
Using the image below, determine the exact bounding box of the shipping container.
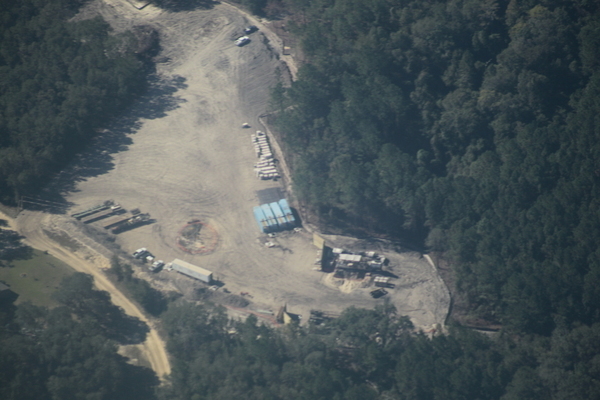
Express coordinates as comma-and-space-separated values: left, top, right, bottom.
171, 259, 213, 283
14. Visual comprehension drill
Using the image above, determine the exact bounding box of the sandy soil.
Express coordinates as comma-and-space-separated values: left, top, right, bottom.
9, 0, 450, 375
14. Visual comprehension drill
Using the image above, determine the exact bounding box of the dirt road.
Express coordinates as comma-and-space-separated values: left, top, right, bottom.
13, 210, 171, 380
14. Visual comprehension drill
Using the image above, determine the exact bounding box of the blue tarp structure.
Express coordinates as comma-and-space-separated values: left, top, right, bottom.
253, 206, 269, 233
252, 198, 296, 233
261, 203, 278, 231
278, 199, 296, 228
269, 201, 289, 229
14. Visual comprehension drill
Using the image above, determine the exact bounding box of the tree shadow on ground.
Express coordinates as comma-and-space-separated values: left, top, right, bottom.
107, 312, 151, 345
35, 74, 188, 213
0, 229, 33, 261
152, 0, 218, 12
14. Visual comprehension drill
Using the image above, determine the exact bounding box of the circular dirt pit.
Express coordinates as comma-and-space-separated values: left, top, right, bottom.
176, 220, 219, 255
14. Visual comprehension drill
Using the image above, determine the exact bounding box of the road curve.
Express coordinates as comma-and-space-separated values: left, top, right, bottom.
13, 210, 172, 380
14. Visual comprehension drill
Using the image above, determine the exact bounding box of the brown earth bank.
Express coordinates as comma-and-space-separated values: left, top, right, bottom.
5, 0, 452, 375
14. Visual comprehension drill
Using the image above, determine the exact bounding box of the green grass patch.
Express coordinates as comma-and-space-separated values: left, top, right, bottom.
43, 229, 81, 252
0, 249, 75, 307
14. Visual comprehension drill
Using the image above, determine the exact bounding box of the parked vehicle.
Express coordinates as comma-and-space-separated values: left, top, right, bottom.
149, 260, 164, 272
132, 248, 148, 259
235, 36, 250, 46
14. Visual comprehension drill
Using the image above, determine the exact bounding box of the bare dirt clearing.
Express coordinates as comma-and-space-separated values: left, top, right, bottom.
14, 0, 450, 372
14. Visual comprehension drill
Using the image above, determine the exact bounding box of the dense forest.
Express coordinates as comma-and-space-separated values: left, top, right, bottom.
0, 272, 159, 400
268, 0, 600, 334
156, 300, 600, 400
2, 266, 600, 399
0, 0, 152, 203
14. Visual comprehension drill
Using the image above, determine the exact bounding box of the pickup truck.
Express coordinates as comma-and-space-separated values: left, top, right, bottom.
149, 260, 164, 272
132, 248, 148, 259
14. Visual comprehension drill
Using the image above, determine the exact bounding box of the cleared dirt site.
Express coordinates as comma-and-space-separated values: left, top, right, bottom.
13, 0, 450, 374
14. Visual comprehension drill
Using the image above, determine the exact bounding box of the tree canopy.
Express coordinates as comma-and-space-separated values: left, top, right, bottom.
0, 0, 150, 203
156, 300, 600, 400
272, 0, 600, 335
0, 272, 158, 400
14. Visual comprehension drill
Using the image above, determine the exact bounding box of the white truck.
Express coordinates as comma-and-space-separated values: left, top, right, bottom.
235, 36, 250, 46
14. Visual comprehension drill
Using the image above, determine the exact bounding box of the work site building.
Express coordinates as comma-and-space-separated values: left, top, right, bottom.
261, 203, 279, 230
253, 206, 270, 233
171, 259, 213, 283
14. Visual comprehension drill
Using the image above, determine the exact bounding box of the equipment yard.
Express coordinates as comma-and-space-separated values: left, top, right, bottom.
15, 0, 450, 336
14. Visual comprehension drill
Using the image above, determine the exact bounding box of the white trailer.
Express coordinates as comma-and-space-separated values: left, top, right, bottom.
170, 258, 213, 283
